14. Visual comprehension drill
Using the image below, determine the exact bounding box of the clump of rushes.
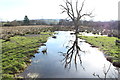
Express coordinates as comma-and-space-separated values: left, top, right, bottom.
1, 33, 51, 79
79, 36, 120, 67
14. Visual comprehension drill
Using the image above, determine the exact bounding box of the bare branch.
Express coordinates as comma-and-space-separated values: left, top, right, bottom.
60, 0, 76, 21
61, 10, 66, 14
60, 0, 93, 21
60, 5, 67, 10
65, 1, 74, 20
76, 0, 79, 16
66, 1, 75, 19
81, 12, 93, 18
78, 0, 86, 16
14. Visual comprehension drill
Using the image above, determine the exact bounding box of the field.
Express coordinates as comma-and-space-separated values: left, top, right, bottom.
1, 25, 75, 41
1, 25, 53, 41
1, 25, 55, 79
1, 25, 120, 79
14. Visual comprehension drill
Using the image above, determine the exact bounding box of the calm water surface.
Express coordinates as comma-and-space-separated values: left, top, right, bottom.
20, 31, 120, 78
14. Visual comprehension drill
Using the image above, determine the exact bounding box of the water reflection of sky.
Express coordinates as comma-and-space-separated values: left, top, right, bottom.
19, 31, 119, 78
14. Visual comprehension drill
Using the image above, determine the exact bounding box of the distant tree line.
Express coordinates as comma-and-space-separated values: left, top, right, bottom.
1, 16, 119, 31
1, 19, 118, 30
2, 20, 23, 26
1, 15, 59, 26
58, 19, 118, 30
1, 20, 58, 26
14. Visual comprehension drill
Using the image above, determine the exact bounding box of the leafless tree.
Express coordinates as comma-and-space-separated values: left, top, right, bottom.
60, 0, 93, 33
60, 0, 93, 70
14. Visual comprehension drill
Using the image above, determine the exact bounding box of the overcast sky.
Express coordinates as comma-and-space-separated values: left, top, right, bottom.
0, 0, 119, 21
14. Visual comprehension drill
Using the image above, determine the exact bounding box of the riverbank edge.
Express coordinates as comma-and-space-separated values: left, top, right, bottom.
79, 35, 120, 68
1, 32, 54, 80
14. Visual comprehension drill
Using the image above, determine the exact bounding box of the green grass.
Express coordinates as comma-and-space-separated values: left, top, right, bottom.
79, 36, 120, 62
1, 33, 52, 79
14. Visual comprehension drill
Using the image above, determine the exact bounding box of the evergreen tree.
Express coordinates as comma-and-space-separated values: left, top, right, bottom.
23, 15, 29, 25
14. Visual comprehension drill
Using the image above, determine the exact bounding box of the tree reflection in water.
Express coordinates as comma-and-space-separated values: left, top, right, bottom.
61, 33, 85, 70
93, 63, 120, 80
93, 63, 112, 80
61, 32, 120, 79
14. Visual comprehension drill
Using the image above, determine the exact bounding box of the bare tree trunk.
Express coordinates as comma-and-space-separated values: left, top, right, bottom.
60, 0, 93, 69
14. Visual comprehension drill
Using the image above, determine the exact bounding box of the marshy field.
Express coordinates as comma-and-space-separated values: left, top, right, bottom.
0, 0, 119, 79
1, 25, 120, 79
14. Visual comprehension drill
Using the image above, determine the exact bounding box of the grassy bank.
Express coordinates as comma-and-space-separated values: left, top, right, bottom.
1, 32, 52, 79
79, 36, 120, 63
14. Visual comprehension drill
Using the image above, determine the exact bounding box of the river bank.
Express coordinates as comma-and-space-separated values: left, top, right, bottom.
18, 31, 119, 79
1, 27, 119, 79
1, 32, 53, 79
79, 35, 120, 68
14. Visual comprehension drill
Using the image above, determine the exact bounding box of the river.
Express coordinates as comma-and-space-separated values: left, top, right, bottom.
19, 31, 119, 79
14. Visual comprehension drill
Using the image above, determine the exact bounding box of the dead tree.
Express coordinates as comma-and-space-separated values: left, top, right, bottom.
60, 0, 93, 33
60, 0, 93, 69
